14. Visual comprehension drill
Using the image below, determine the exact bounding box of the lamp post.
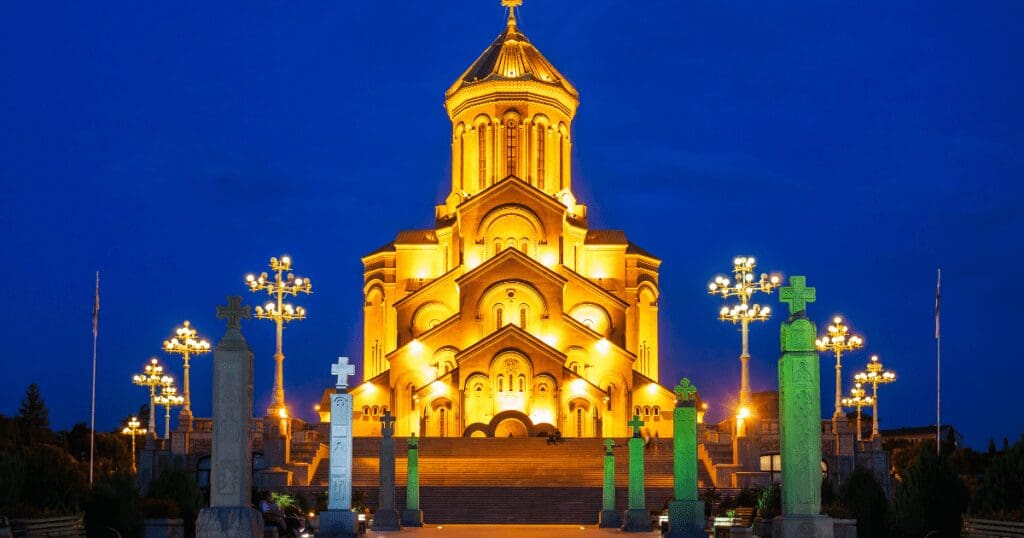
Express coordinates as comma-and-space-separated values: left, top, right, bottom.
245, 255, 312, 418
154, 382, 185, 440
121, 416, 146, 473
162, 321, 210, 432
815, 316, 864, 448
708, 256, 780, 434
841, 382, 873, 442
854, 354, 896, 440
132, 357, 170, 440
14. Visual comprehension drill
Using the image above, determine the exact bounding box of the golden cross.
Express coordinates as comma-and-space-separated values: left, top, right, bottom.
501, 0, 523, 7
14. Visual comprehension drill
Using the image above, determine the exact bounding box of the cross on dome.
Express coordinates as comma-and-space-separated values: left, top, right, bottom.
331, 356, 356, 389
501, 0, 523, 8
627, 415, 645, 438
780, 276, 816, 316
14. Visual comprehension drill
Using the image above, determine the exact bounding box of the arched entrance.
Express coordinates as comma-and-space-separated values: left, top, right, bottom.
494, 418, 529, 437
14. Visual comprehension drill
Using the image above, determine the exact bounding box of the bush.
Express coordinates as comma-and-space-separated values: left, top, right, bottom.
839, 467, 888, 538
148, 466, 203, 538
84, 473, 142, 538
971, 435, 1024, 521
756, 484, 781, 519
890, 446, 968, 537
13, 444, 87, 516
139, 498, 181, 519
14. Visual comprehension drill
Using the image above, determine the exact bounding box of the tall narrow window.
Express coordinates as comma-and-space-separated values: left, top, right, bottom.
439, 408, 447, 437
519, 307, 527, 330
536, 127, 545, 189
458, 133, 464, 190
576, 408, 583, 437
496, 306, 503, 329
505, 119, 518, 177
520, 240, 528, 253
494, 239, 502, 256
518, 375, 525, 392
497, 374, 504, 392
559, 134, 565, 189
478, 126, 487, 189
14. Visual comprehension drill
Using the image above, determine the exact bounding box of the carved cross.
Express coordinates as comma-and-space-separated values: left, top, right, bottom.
408, 432, 418, 450
779, 276, 816, 316
603, 438, 614, 455
216, 296, 251, 331
627, 415, 645, 438
331, 356, 356, 389
380, 409, 396, 438
674, 378, 698, 402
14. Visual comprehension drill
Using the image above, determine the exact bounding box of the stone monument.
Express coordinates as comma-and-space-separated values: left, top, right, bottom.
774, 276, 833, 537
622, 415, 651, 532
667, 378, 705, 538
401, 433, 424, 526
196, 297, 263, 538
598, 438, 621, 528
372, 410, 401, 530
318, 356, 359, 538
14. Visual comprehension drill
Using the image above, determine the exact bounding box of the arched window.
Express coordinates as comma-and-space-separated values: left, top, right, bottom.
372, 406, 379, 416
536, 127, 545, 189
653, 406, 660, 418
576, 408, 583, 437
634, 406, 641, 417
520, 239, 528, 253
439, 408, 447, 438
497, 374, 504, 392
496, 306, 503, 329
505, 119, 518, 176
519, 306, 528, 330
362, 406, 370, 416
570, 362, 579, 374
643, 406, 651, 417
479, 126, 488, 189
518, 375, 525, 392
539, 384, 547, 393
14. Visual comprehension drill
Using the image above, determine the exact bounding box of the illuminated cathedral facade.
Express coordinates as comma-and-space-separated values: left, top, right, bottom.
344, 6, 677, 439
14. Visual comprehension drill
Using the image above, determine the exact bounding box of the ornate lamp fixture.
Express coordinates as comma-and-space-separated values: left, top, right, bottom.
162, 320, 210, 432
245, 255, 312, 417
854, 354, 896, 440
154, 381, 185, 440
708, 256, 781, 429
841, 382, 874, 441
132, 357, 170, 440
121, 416, 146, 473
815, 315, 864, 443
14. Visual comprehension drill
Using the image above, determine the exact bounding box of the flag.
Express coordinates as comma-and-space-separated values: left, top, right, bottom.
92, 272, 100, 337
935, 269, 941, 340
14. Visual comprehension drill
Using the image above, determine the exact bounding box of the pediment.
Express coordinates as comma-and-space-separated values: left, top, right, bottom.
457, 247, 567, 289
458, 175, 569, 217
456, 324, 566, 367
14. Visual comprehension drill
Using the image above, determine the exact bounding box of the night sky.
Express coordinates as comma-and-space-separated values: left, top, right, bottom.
1, 1, 1021, 449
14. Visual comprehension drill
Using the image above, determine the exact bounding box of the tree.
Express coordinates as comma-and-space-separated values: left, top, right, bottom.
890, 445, 969, 537
18, 383, 50, 445
839, 467, 888, 538
84, 473, 142, 538
148, 465, 204, 538
971, 435, 1024, 521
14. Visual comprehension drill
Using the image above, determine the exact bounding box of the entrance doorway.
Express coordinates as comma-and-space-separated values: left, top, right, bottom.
494, 417, 529, 437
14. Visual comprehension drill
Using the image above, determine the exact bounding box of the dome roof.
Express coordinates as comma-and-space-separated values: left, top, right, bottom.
446, 11, 578, 99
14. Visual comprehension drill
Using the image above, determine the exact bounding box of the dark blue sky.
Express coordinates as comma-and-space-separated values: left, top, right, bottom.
1, 1, 1021, 448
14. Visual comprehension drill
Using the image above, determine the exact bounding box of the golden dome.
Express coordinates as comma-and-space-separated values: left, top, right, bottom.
446, 10, 578, 99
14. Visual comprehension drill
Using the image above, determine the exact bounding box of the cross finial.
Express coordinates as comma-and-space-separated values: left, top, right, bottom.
627, 415, 645, 438
380, 410, 396, 438
779, 276, 816, 317
603, 438, 614, 454
674, 378, 698, 402
409, 432, 418, 450
501, 0, 522, 25
331, 356, 356, 389
216, 296, 251, 332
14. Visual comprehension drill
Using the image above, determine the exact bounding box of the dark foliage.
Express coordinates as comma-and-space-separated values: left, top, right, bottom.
839, 467, 888, 538
971, 435, 1024, 521
148, 465, 204, 538
890, 445, 969, 537
84, 473, 143, 538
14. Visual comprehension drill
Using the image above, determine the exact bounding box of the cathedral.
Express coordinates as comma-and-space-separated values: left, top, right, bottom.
340, 5, 679, 439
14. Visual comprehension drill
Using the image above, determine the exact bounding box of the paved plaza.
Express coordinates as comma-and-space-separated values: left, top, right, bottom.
367, 524, 662, 537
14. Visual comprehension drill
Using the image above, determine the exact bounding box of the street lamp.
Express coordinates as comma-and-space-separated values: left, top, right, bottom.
841, 382, 874, 442
854, 354, 896, 440
245, 255, 312, 417
154, 381, 185, 440
708, 256, 781, 428
162, 320, 211, 432
121, 416, 146, 473
815, 316, 864, 446
132, 357, 170, 440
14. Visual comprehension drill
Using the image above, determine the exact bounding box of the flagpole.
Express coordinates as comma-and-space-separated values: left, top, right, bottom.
936, 268, 941, 456
90, 271, 99, 486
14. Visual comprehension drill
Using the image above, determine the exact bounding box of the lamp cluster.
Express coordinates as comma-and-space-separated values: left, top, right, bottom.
854, 354, 897, 440
815, 316, 864, 352
163, 321, 212, 356
708, 256, 782, 323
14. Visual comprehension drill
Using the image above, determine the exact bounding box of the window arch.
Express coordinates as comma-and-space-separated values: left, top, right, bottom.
495, 305, 504, 329
634, 406, 641, 417
643, 406, 651, 417
519, 305, 528, 330
576, 408, 583, 437
497, 374, 504, 392
505, 118, 519, 177
362, 406, 370, 416
439, 408, 447, 437
536, 126, 545, 189
478, 125, 488, 189
372, 406, 379, 416
518, 374, 525, 392
653, 406, 660, 418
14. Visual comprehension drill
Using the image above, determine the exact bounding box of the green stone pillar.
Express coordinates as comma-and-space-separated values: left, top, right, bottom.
667, 378, 705, 538
401, 433, 423, 527
598, 438, 621, 528
775, 276, 833, 537
622, 415, 651, 532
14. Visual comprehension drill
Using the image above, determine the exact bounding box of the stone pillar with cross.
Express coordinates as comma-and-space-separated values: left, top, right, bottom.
667, 378, 705, 538
598, 438, 621, 528
774, 276, 834, 537
373, 410, 402, 530
196, 297, 263, 538
622, 415, 652, 532
402, 433, 424, 526
319, 356, 359, 538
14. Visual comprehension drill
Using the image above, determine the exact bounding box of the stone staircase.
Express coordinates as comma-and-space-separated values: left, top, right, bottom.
310, 437, 716, 524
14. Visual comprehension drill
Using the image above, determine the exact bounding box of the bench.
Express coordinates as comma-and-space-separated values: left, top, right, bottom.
10, 515, 85, 537
964, 518, 1024, 537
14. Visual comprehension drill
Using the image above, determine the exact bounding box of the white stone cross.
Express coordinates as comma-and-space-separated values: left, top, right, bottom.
331, 356, 356, 389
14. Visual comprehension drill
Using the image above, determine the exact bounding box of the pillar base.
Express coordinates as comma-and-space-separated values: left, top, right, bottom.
773, 514, 834, 538
598, 509, 621, 528
372, 508, 401, 531
621, 508, 652, 532
318, 509, 360, 538
666, 499, 705, 538
401, 509, 424, 527
195, 507, 263, 538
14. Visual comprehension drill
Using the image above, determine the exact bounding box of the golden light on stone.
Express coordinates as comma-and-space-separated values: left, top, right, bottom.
816, 314, 864, 447
245, 254, 312, 417
121, 416, 146, 473
162, 320, 210, 432
854, 354, 897, 440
